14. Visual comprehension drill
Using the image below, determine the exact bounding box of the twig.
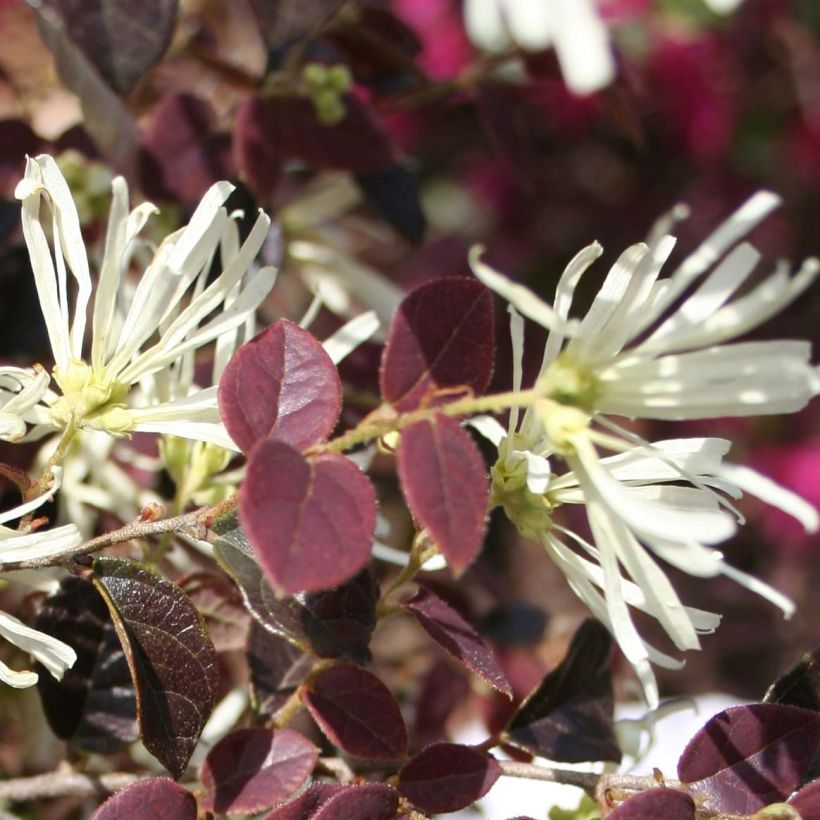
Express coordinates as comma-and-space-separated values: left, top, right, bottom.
0, 770, 143, 802
499, 760, 603, 791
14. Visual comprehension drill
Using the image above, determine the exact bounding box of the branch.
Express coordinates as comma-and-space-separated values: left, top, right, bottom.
0, 770, 144, 802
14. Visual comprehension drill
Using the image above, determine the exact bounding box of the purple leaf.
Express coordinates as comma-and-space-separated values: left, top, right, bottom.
265, 783, 398, 820
398, 743, 502, 813
247, 622, 313, 715
245, 0, 338, 54
678, 703, 820, 815
607, 789, 696, 819
355, 164, 425, 244
380, 277, 495, 411
765, 645, 820, 712
140, 93, 233, 204
91, 778, 196, 820
179, 571, 250, 653
790, 779, 820, 814
215, 532, 378, 663
403, 585, 510, 696
200, 727, 317, 815
504, 619, 620, 763
397, 416, 488, 572
92, 558, 219, 778
219, 320, 341, 454
35, 577, 137, 753
301, 663, 408, 759
41, 0, 177, 93
240, 441, 376, 594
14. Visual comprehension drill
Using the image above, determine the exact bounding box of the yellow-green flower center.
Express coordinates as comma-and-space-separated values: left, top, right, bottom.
50, 360, 133, 435
539, 353, 600, 410
160, 435, 234, 507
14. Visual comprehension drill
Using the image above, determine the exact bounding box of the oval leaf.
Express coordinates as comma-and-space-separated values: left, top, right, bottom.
179, 571, 250, 652
765, 646, 820, 712
92, 557, 219, 778
607, 788, 696, 820
35, 576, 137, 753
265, 782, 398, 820
403, 585, 510, 696
678, 703, 820, 815
240, 440, 376, 594
380, 277, 495, 411
215, 531, 378, 663
398, 743, 501, 814
219, 319, 342, 454
301, 663, 407, 759
790, 779, 820, 814
42, 0, 177, 94
504, 619, 621, 763
200, 727, 317, 815
397, 416, 488, 572
247, 622, 313, 715
91, 778, 196, 820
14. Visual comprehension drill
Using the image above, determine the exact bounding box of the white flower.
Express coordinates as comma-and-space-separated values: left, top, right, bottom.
0, 472, 82, 687
469, 192, 820, 706
471, 191, 820, 422
0, 366, 51, 443
464, 0, 615, 95
15, 154, 278, 449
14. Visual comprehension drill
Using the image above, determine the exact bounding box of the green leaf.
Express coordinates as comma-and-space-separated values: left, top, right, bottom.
92, 557, 219, 778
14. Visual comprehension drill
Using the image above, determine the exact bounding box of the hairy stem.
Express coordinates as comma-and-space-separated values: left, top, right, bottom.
0, 769, 144, 801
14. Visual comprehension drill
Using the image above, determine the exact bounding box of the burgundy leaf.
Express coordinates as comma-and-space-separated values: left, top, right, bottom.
200, 727, 317, 815
247, 622, 313, 715
216, 532, 378, 662
607, 789, 696, 820
246, 0, 338, 54
91, 778, 196, 820
140, 94, 233, 204
240, 441, 376, 594
678, 703, 820, 815
35, 577, 136, 753
504, 619, 621, 763
397, 416, 488, 572
398, 743, 502, 813
41, 0, 177, 93
93, 558, 219, 778
234, 95, 284, 199
414, 659, 471, 747
765, 645, 820, 712
301, 663, 407, 759
265, 782, 398, 820
790, 779, 820, 814
33, 4, 140, 171
179, 571, 250, 652
380, 277, 495, 411
403, 585, 510, 696
219, 320, 341, 454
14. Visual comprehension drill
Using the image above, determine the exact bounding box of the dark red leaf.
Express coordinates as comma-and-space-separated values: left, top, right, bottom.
790, 779, 820, 814
397, 416, 488, 572
404, 585, 510, 696
219, 319, 341, 454
216, 532, 378, 663
179, 571, 250, 652
264, 782, 345, 820
311, 784, 399, 820
765, 646, 820, 712
200, 727, 317, 815
677, 703, 820, 815
413, 659, 471, 747
234, 95, 284, 199
247, 622, 313, 715
504, 619, 621, 763
265, 782, 398, 820
91, 778, 196, 820
93, 558, 219, 778
380, 277, 495, 411
398, 743, 502, 813
478, 602, 548, 648
35, 577, 137, 753
607, 789, 696, 819
240, 441, 376, 594
301, 663, 407, 759
246, 0, 338, 54
41, 0, 177, 93
140, 94, 233, 204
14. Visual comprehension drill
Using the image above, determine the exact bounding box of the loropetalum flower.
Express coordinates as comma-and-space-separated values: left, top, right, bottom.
13, 154, 277, 450
0, 472, 81, 687
470, 192, 819, 707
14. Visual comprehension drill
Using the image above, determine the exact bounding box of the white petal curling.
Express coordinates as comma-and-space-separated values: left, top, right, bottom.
0, 524, 84, 564
466, 415, 508, 447
322, 311, 380, 365
0, 609, 76, 683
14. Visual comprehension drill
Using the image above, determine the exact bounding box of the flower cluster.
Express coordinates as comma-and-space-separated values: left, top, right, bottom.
471, 192, 819, 706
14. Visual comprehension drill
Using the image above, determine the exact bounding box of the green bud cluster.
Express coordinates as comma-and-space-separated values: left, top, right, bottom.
303, 62, 353, 126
